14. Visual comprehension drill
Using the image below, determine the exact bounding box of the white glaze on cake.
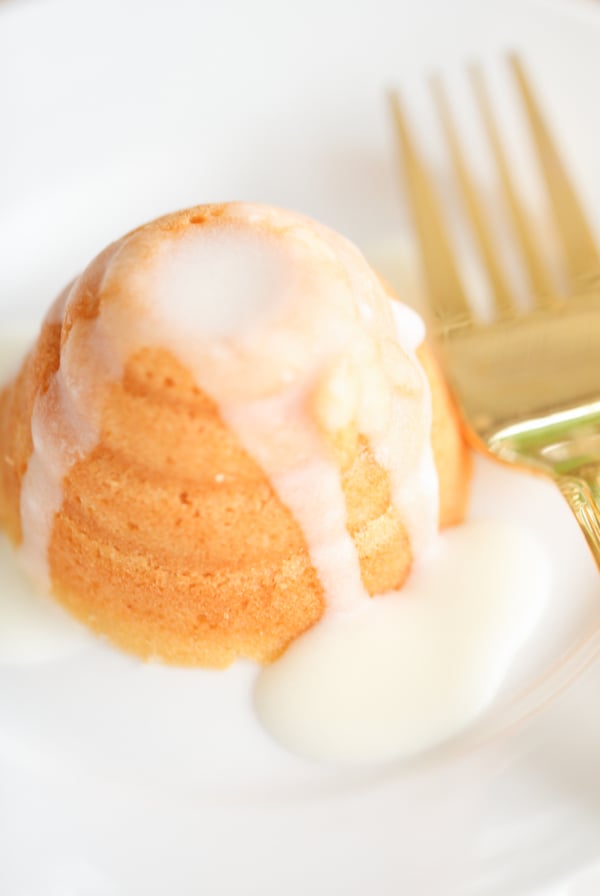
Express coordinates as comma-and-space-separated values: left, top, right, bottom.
255, 519, 550, 763
19, 291, 120, 587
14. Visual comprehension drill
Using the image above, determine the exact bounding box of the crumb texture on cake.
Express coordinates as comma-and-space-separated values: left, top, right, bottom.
0, 203, 470, 667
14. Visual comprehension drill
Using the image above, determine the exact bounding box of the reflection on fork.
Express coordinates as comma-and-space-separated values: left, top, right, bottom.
389, 54, 600, 569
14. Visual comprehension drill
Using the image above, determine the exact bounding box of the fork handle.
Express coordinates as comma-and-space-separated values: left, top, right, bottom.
557, 471, 600, 571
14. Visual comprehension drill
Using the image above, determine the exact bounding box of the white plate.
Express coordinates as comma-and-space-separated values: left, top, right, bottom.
1, 0, 600, 893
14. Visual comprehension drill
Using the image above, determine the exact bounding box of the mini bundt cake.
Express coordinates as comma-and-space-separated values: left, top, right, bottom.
0, 203, 470, 667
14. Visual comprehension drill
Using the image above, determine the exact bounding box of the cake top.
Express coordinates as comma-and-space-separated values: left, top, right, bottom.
89, 202, 425, 405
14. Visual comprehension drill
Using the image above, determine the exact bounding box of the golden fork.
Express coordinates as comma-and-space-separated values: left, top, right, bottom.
389, 55, 600, 570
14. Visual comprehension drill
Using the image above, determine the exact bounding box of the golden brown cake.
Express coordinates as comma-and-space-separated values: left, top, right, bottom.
0, 203, 470, 667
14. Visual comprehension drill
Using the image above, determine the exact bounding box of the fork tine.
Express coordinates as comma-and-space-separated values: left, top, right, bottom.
429, 74, 516, 319
388, 90, 472, 326
509, 54, 600, 286
468, 63, 556, 306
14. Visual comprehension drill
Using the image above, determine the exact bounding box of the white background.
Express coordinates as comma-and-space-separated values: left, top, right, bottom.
1, 0, 600, 893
